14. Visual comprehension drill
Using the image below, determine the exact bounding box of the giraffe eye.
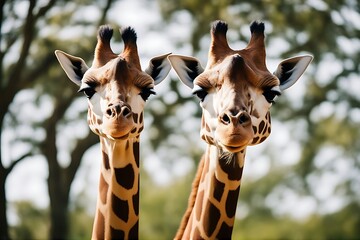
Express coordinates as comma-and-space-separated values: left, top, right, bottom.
79, 87, 96, 99
192, 85, 208, 102
263, 87, 281, 103
140, 88, 156, 101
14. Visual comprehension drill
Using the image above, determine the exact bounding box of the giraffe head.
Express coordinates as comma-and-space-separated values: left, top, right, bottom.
169, 21, 312, 153
55, 25, 171, 140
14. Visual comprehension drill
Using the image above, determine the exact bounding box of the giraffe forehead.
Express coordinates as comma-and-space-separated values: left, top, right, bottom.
84, 58, 154, 89
200, 53, 279, 90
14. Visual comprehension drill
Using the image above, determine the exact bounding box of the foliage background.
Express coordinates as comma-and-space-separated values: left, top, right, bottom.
1, 0, 359, 239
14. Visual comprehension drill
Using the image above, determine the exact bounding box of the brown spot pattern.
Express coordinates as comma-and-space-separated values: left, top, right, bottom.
112, 193, 129, 222
132, 189, 139, 216
139, 112, 143, 123
225, 186, 240, 218
258, 120, 265, 134
114, 164, 134, 190
252, 125, 258, 134
110, 226, 125, 239
102, 151, 110, 170
219, 157, 243, 181
128, 221, 139, 240
133, 142, 140, 168
195, 190, 204, 221
213, 176, 225, 202
259, 136, 267, 143
132, 113, 139, 123
137, 125, 144, 133
217, 222, 233, 240
99, 173, 108, 204
203, 201, 220, 237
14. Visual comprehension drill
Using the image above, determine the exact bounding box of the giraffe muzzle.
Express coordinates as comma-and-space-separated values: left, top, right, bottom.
216, 111, 254, 152
219, 111, 251, 127
102, 103, 136, 139
105, 104, 132, 119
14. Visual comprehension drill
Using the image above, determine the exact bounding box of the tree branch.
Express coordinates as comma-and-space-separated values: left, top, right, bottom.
65, 131, 99, 187
97, 0, 114, 26
35, 0, 57, 20
5, 152, 33, 177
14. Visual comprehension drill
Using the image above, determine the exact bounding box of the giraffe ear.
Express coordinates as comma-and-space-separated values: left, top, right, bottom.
145, 53, 172, 85
274, 55, 313, 91
168, 54, 204, 89
55, 50, 89, 86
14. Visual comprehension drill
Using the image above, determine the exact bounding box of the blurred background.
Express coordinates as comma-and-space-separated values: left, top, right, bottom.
1, 0, 359, 239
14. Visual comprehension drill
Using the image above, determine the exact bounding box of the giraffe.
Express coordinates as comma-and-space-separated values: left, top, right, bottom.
168, 20, 313, 239
55, 25, 171, 239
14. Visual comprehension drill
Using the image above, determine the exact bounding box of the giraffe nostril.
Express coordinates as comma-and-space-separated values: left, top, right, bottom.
221, 113, 231, 125
239, 113, 250, 124
121, 106, 131, 118
106, 109, 113, 117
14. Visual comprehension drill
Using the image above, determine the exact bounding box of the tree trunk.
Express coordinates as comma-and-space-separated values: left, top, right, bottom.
48, 172, 70, 240
0, 172, 9, 240
43, 118, 69, 240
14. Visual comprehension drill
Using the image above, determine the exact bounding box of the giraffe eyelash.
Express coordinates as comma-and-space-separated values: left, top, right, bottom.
192, 85, 208, 102
139, 88, 156, 101
263, 86, 281, 103
78, 87, 96, 99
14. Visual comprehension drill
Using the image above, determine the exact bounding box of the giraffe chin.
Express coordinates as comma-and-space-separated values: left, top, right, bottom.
220, 143, 247, 153
217, 134, 252, 153
102, 117, 136, 140
103, 125, 135, 140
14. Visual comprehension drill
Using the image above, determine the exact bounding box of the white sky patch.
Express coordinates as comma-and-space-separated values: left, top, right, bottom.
7, 156, 49, 214
108, 0, 161, 33
265, 186, 318, 220
143, 154, 172, 186
338, 73, 360, 101
70, 144, 100, 215
316, 53, 343, 86
340, 6, 360, 30
267, 37, 291, 57
310, 101, 335, 122
306, 0, 328, 11
337, 36, 360, 56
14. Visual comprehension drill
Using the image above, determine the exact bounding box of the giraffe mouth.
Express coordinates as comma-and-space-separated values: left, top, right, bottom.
111, 132, 130, 140
103, 121, 135, 140
221, 144, 246, 153
218, 133, 252, 153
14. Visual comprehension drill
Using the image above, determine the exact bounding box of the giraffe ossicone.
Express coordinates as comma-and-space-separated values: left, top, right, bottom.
168, 20, 312, 239
55, 25, 171, 239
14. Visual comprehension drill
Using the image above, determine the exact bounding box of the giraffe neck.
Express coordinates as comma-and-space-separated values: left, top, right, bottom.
92, 137, 140, 240
180, 145, 245, 239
